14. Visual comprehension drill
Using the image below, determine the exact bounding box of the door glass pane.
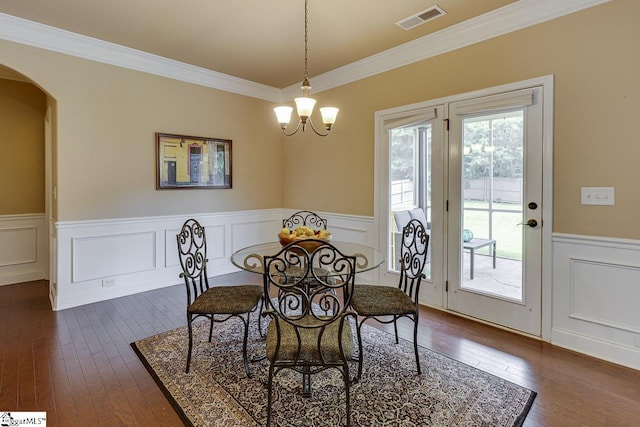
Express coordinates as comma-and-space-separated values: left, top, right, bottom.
461, 111, 523, 300
389, 123, 431, 279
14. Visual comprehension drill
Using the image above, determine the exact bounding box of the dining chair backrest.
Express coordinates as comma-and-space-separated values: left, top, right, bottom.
398, 218, 430, 304
262, 239, 356, 426
263, 239, 356, 349
176, 218, 209, 306
282, 210, 328, 231
177, 218, 264, 377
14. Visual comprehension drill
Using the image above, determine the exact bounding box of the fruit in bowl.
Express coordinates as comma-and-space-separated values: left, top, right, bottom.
278, 226, 332, 252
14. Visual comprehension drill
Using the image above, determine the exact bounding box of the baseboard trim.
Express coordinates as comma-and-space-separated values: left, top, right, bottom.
551, 327, 640, 371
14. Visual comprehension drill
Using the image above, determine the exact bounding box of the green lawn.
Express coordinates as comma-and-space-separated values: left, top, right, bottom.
463, 200, 523, 260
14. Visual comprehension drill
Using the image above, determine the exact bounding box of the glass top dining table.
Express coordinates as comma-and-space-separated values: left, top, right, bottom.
231, 240, 384, 275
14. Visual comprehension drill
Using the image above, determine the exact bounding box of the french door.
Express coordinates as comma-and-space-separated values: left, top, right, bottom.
377, 105, 446, 307
447, 87, 544, 336
378, 79, 552, 337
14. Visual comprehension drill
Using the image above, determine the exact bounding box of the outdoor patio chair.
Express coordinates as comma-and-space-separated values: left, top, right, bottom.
392, 208, 431, 270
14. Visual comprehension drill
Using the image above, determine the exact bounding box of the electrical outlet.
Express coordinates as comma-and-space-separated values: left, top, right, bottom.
581, 187, 614, 205
102, 277, 117, 287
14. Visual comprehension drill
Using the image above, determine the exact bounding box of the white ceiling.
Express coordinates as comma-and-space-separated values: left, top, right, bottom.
0, 0, 518, 88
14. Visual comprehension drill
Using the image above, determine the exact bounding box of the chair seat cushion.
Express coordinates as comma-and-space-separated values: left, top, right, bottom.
266, 315, 354, 362
188, 284, 263, 315
351, 284, 415, 316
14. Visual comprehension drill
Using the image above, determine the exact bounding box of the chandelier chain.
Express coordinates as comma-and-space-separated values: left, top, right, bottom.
304, 0, 309, 81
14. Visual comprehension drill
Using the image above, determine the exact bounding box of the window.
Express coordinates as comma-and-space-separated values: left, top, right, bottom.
389, 122, 432, 277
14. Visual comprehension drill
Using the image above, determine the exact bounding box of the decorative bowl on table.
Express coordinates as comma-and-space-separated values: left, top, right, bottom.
278, 226, 332, 253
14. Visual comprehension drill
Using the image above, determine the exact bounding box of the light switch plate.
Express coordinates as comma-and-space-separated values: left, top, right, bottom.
581, 187, 614, 205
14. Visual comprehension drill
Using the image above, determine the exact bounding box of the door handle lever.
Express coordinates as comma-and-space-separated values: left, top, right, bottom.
518, 219, 538, 228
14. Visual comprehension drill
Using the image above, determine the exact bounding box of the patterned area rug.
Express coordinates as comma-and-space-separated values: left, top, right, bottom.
132, 319, 536, 426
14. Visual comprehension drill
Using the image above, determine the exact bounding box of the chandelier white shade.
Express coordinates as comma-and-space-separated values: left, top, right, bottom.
274, 106, 294, 124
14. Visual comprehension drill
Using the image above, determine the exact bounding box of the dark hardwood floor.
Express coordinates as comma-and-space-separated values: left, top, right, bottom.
1, 274, 639, 426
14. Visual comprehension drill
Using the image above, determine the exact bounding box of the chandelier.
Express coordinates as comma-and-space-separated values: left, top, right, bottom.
274, 0, 339, 137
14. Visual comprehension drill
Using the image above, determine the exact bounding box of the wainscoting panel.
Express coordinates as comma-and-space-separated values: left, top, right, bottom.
0, 214, 47, 286
164, 228, 180, 269
552, 234, 640, 370
52, 209, 379, 311
570, 259, 640, 333
231, 219, 281, 253
0, 226, 36, 266
72, 232, 157, 282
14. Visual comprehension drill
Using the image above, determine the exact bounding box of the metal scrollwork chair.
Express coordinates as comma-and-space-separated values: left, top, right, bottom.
283, 210, 328, 230
177, 218, 263, 377
351, 218, 429, 381
262, 239, 357, 427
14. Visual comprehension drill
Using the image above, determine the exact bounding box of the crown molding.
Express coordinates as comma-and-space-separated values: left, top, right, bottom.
0, 0, 609, 102
0, 12, 283, 102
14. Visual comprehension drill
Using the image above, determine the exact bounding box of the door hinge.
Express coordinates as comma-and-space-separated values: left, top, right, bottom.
445, 280, 448, 292
444, 118, 450, 131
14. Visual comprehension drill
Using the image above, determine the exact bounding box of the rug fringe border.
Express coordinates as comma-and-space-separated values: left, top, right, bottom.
513, 390, 537, 427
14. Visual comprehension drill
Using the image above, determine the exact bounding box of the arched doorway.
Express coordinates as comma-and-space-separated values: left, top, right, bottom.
0, 64, 53, 288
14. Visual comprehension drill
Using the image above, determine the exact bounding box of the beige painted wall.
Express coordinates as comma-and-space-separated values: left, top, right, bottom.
282, 0, 640, 240
1, 0, 638, 240
0, 78, 46, 215
0, 40, 283, 221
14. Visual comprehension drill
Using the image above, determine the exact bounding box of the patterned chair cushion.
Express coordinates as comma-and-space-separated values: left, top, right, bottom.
351, 284, 415, 316
188, 284, 263, 315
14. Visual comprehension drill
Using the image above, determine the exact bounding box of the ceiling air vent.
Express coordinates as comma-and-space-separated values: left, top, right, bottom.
396, 5, 446, 31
